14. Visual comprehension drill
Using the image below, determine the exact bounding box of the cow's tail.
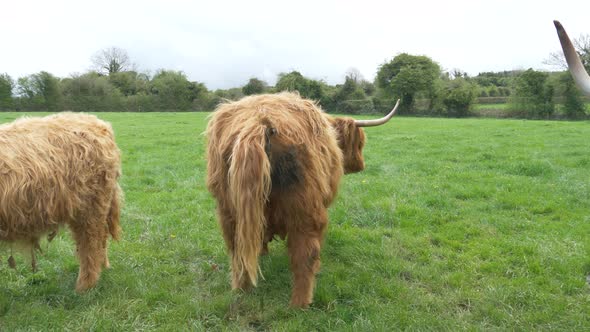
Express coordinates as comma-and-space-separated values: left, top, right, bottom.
107, 184, 122, 241
228, 121, 272, 288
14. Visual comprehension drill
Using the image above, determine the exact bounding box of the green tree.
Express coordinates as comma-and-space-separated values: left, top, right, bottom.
559, 72, 587, 118
509, 69, 554, 118
473, 71, 520, 88
376, 53, 441, 113
197, 88, 245, 112
498, 87, 511, 97
150, 70, 199, 111
242, 78, 267, 95
0, 73, 14, 110
189, 81, 210, 111
442, 78, 478, 117
275, 71, 324, 100
359, 80, 376, 96
335, 75, 366, 101
213, 88, 244, 101
331, 73, 374, 114
16, 71, 61, 111
109, 71, 150, 96
488, 85, 499, 97
61, 72, 124, 111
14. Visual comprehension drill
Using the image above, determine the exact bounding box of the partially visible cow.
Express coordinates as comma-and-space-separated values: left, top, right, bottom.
206, 92, 398, 307
554, 20, 590, 95
0, 112, 122, 292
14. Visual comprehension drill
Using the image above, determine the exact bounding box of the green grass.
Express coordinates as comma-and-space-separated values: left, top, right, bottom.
473, 103, 510, 111
1, 112, 589, 330
473, 103, 590, 117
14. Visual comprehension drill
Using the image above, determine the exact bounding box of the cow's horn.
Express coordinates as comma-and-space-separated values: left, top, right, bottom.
355, 99, 400, 127
554, 20, 590, 96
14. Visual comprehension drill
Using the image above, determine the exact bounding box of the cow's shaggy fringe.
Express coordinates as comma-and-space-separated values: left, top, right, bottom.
0, 112, 122, 292
206, 92, 367, 307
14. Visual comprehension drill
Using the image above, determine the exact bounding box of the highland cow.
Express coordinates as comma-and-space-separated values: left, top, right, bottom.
206, 92, 398, 307
0, 112, 122, 292
554, 20, 590, 95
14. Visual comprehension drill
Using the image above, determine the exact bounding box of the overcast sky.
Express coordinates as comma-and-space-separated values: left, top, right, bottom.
1, 0, 589, 89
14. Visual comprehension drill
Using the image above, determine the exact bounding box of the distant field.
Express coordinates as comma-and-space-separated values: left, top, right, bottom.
473, 103, 510, 111
473, 103, 590, 117
1, 112, 589, 330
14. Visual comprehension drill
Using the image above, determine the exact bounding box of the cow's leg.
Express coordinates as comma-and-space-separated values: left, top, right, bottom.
70, 216, 108, 292
287, 210, 327, 308
217, 205, 235, 253
261, 205, 276, 256
217, 205, 253, 290
31, 248, 37, 272
102, 240, 111, 269
261, 229, 273, 256
30, 236, 41, 272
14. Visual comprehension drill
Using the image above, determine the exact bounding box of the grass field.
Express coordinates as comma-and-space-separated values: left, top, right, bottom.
473, 103, 590, 118
1, 112, 589, 330
473, 103, 510, 111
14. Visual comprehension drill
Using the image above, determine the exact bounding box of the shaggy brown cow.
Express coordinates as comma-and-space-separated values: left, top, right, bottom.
206, 92, 398, 307
0, 112, 122, 292
554, 20, 590, 95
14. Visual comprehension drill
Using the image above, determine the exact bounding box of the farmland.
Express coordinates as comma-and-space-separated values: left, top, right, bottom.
1, 112, 589, 330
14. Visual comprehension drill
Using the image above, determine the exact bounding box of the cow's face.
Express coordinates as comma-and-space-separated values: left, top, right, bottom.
331, 99, 398, 174
332, 118, 366, 174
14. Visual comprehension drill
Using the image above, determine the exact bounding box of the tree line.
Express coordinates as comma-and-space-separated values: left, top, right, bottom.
1, 44, 589, 119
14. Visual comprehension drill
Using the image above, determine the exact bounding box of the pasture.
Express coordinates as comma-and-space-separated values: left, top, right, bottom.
1, 112, 589, 330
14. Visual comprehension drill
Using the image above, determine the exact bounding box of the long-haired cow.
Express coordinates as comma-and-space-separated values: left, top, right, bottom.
554, 20, 590, 95
0, 112, 122, 292
206, 92, 398, 307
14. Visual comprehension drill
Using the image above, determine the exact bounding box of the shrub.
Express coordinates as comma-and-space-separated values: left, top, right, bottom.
508, 69, 554, 118
61, 72, 124, 111
336, 99, 375, 114
559, 72, 587, 119
442, 78, 477, 117
0, 73, 14, 110
242, 78, 267, 96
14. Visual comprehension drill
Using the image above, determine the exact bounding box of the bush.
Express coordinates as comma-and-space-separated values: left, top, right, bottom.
442, 78, 477, 117
16, 72, 62, 111
335, 99, 375, 114
150, 70, 196, 111
124, 93, 158, 112
376, 53, 441, 114
242, 78, 267, 96
0, 73, 14, 110
559, 72, 587, 119
372, 97, 399, 115
61, 72, 124, 111
508, 69, 554, 118
498, 87, 511, 97
192, 91, 223, 111
275, 71, 325, 101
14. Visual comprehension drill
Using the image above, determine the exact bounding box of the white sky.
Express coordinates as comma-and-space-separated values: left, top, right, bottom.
1, 0, 589, 89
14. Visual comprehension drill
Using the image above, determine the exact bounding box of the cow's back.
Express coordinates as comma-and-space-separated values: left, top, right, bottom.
206, 93, 343, 206
0, 113, 121, 240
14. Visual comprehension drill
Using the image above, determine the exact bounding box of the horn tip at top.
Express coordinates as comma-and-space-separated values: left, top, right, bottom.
554, 20, 565, 34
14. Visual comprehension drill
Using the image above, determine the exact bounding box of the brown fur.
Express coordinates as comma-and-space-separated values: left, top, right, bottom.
206, 92, 366, 307
0, 112, 122, 292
